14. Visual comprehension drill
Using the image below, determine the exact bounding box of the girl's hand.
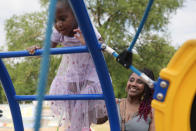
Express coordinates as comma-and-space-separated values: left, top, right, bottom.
27, 45, 41, 55
73, 29, 85, 45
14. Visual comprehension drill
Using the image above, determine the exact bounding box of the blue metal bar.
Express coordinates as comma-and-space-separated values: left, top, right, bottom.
112, 52, 119, 58
128, 0, 154, 51
102, 44, 155, 87
102, 44, 155, 88
102, 44, 143, 76
0, 59, 24, 131
15, 94, 104, 101
69, 0, 120, 130
0, 46, 91, 58
114, 54, 142, 76
130, 65, 142, 76
34, 0, 57, 130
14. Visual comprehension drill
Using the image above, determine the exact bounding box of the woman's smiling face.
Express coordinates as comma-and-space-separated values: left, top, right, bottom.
126, 73, 145, 97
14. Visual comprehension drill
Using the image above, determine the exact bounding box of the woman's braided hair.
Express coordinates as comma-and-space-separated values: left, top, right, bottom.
138, 68, 155, 121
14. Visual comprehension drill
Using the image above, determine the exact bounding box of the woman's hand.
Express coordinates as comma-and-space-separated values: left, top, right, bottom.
115, 98, 120, 104
73, 29, 85, 45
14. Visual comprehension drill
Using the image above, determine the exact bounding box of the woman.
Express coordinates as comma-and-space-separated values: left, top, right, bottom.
117, 68, 155, 131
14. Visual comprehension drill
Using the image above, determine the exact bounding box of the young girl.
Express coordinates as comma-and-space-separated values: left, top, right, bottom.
49, 0, 107, 130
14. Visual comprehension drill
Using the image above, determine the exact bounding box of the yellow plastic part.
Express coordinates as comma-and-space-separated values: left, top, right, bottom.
152, 40, 196, 131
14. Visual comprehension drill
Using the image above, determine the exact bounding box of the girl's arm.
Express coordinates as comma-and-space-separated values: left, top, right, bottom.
73, 28, 104, 45
98, 37, 104, 44
27, 42, 58, 55
73, 29, 85, 45
27, 45, 41, 55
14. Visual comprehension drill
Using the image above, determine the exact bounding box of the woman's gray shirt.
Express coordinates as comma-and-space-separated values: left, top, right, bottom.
117, 104, 151, 131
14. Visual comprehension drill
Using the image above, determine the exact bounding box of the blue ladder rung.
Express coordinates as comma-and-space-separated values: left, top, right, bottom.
15, 94, 105, 101
0, 44, 101, 58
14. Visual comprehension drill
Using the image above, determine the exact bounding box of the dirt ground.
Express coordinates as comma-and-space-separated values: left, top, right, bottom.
0, 127, 57, 131
0, 104, 110, 131
0, 121, 110, 131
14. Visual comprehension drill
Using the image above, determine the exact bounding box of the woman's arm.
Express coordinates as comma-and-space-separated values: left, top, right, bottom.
96, 116, 108, 124
51, 42, 58, 48
149, 109, 155, 131
96, 98, 120, 124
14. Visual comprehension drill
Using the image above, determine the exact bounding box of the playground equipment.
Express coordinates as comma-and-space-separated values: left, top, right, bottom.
0, 0, 195, 131
0, 0, 120, 130
152, 40, 196, 131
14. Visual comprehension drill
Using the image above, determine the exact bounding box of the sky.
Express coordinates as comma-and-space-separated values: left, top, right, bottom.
168, 0, 196, 47
0, 0, 195, 49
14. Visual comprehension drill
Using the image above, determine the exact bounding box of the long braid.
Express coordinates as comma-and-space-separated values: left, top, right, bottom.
138, 68, 154, 121
138, 90, 153, 121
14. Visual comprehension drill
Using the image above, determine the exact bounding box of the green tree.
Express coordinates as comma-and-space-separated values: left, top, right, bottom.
85, 0, 182, 97
135, 34, 176, 78
68, 0, 181, 97
5, 12, 46, 50
86, 0, 183, 47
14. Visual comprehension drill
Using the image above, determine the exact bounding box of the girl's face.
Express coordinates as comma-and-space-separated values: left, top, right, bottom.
126, 73, 145, 97
55, 3, 77, 37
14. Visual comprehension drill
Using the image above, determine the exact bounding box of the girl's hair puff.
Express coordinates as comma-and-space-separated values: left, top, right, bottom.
57, 0, 71, 10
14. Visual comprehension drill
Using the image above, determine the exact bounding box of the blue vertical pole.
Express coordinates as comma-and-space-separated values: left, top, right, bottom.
128, 0, 154, 51
0, 59, 24, 131
34, 0, 57, 130
69, 0, 120, 130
